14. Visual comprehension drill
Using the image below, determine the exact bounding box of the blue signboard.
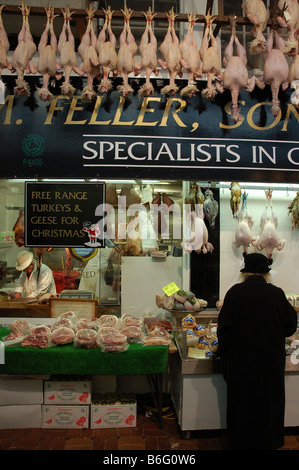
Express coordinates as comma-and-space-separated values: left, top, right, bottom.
0, 76, 298, 182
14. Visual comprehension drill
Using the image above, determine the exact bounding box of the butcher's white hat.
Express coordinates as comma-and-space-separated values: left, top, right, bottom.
16, 251, 33, 271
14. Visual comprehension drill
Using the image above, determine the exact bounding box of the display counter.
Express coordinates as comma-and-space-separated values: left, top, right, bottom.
0, 326, 169, 427
169, 308, 299, 436
169, 332, 299, 437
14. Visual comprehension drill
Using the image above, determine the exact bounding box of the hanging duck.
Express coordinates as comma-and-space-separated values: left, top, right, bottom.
203, 188, 218, 229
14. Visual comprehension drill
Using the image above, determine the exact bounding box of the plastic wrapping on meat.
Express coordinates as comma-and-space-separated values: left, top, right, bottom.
96, 326, 128, 352
144, 317, 173, 333
58, 311, 77, 321
121, 314, 143, 328
77, 319, 99, 331
119, 326, 143, 344
142, 335, 170, 346
74, 328, 97, 349
97, 314, 119, 328
21, 332, 52, 348
10, 319, 32, 335
31, 324, 51, 336
51, 317, 76, 332
51, 326, 75, 345
147, 326, 170, 339
2, 331, 27, 347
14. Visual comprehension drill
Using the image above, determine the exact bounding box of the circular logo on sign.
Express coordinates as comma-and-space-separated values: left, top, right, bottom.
22, 134, 45, 157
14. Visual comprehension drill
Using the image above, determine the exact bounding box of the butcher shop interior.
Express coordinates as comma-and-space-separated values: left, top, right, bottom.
0, 0, 299, 452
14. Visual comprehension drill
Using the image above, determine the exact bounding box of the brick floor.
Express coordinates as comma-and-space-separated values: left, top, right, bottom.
1, 408, 299, 451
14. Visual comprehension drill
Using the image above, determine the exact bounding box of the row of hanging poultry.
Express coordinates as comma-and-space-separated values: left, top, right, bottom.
0, 1, 299, 122
183, 181, 298, 261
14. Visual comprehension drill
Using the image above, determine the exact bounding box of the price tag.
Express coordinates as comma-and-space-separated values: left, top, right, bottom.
163, 282, 180, 297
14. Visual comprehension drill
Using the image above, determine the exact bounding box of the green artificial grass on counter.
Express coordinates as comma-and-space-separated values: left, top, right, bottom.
0, 327, 169, 376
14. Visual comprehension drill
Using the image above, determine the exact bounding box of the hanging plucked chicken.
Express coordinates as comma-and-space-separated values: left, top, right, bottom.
11, 1, 37, 96
138, 7, 159, 97
255, 4, 290, 118
36, 6, 62, 101
96, 6, 118, 94
77, 4, 102, 102
116, 6, 140, 97
218, 14, 263, 123
199, 10, 223, 100
58, 5, 84, 96
179, 12, 202, 98
158, 8, 182, 96
241, 0, 268, 54
252, 189, 286, 258
0, 5, 11, 82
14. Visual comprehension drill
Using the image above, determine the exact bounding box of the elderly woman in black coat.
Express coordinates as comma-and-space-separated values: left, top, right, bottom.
217, 253, 297, 450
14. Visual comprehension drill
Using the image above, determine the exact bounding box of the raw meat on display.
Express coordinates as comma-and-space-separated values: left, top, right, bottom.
138, 7, 159, 97
75, 328, 97, 348
58, 5, 84, 96
77, 4, 101, 101
180, 12, 201, 98
158, 8, 182, 95
120, 326, 143, 343
36, 6, 62, 101
96, 6, 118, 94
21, 332, 51, 348
10, 319, 31, 335
51, 326, 75, 345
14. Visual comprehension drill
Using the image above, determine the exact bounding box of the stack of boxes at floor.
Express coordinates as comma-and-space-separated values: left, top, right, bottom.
0, 377, 137, 429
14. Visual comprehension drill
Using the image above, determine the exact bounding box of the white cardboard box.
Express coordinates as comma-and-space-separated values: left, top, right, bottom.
90, 400, 137, 429
0, 378, 43, 405
44, 380, 91, 404
42, 405, 89, 429
0, 405, 41, 429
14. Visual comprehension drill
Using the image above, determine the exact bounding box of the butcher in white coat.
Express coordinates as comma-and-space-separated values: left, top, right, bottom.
13, 250, 56, 299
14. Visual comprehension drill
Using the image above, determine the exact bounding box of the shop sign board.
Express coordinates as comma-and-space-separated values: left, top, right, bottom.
1, 77, 299, 182
25, 181, 105, 248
